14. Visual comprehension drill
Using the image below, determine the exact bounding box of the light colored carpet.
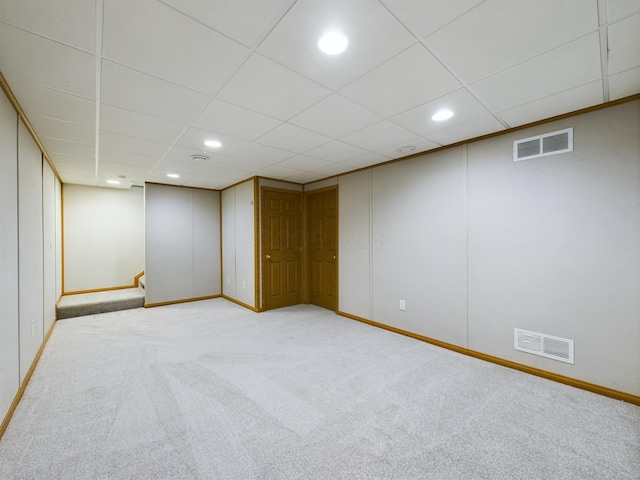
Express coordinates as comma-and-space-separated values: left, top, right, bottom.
1, 298, 638, 479
57, 288, 145, 319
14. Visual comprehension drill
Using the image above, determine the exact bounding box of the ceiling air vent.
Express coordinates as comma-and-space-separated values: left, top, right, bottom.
514, 328, 574, 364
513, 128, 573, 161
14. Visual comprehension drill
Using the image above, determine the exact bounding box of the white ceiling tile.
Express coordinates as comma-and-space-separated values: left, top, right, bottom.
340, 44, 461, 117
290, 95, 382, 138
277, 155, 333, 170
99, 131, 171, 158
607, 0, 640, 23
609, 67, 640, 100
341, 120, 420, 151
425, 0, 598, 83
280, 170, 327, 183
176, 127, 249, 156
162, 145, 206, 164
145, 172, 199, 187
0, 0, 95, 51
97, 161, 152, 182
218, 54, 330, 120
375, 137, 441, 159
305, 141, 368, 162
381, 0, 484, 38
256, 164, 305, 180
56, 173, 97, 186
151, 158, 219, 176
99, 149, 160, 167
257, 0, 416, 90
392, 88, 493, 136
257, 123, 331, 153
100, 105, 186, 144
50, 153, 95, 169
101, 61, 209, 124
0, 24, 95, 99
499, 81, 604, 127
194, 100, 281, 141
7, 80, 95, 127
471, 33, 602, 113
103, 0, 248, 95
608, 13, 640, 75
30, 116, 95, 145
41, 137, 95, 158
232, 143, 297, 165
210, 156, 267, 173
184, 174, 244, 190
312, 162, 357, 176
425, 116, 505, 146
159, 0, 294, 47
343, 152, 392, 168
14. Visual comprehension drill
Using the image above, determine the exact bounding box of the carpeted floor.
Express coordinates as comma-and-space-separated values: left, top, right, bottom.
1, 298, 638, 479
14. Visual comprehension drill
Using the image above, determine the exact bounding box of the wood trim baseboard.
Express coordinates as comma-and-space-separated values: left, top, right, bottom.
133, 271, 144, 287
0, 319, 57, 441
144, 294, 221, 308
337, 310, 640, 406
222, 295, 260, 312
63, 271, 145, 296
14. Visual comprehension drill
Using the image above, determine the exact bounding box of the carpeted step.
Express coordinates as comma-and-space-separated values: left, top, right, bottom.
57, 288, 145, 320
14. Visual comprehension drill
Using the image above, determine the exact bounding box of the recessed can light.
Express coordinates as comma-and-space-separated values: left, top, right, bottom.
204, 139, 222, 148
396, 145, 417, 154
167, 173, 180, 178
106, 179, 120, 185
318, 31, 348, 55
190, 154, 210, 162
432, 109, 454, 122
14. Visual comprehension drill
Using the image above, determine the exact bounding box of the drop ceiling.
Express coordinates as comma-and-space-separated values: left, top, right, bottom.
0, 0, 638, 190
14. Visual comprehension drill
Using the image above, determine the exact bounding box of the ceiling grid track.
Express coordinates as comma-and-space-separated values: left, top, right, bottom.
597, 0, 611, 103
94, 0, 105, 185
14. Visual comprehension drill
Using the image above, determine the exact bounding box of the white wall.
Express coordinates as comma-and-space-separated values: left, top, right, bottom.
42, 162, 57, 332
221, 179, 256, 308
145, 183, 221, 306
0, 90, 19, 420
63, 184, 144, 292
339, 100, 640, 396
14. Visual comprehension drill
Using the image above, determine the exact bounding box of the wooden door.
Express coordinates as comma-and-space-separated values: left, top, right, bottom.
262, 189, 302, 310
308, 188, 337, 310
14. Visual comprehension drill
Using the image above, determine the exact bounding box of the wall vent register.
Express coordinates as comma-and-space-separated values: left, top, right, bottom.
514, 328, 574, 364
513, 128, 573, 161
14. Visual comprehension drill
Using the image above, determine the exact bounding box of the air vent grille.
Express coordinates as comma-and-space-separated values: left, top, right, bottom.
514, 328, 574, 364
514, 128, 573, 161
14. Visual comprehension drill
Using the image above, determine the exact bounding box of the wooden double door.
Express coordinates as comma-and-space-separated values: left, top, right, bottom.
262, 187, 337, 311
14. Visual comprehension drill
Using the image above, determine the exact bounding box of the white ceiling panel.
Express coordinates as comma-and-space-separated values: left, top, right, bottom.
0, 0, 95, 52
257, 122, 331, 153
49, 153, 95, 169
162, 144, 207, 164
97, 161, 152, 180
305, 141, 368, 163
184, 173, 246, 190
425, 0, 598, 83
498, 81, 604, 127
103, 0, 249, 96
426, 116, 506, 146
146, 171, 199, 187
98, 149, 160, 168
0, 23, 95, 99
311, 162, 356, 177
341, 120, 422, 152
176, 127, 249, 156
609, 67, 640, 100
392, 88, 495, 137
29, 116, 95, 145
8, 80, 95, 127
375, 137, 441, 159
231, 143, 297, 165
218, 53, 330, 120
100, 104, 186, 144
342, 152, 392, 168
607, 13, 640, 75
194, 99, 281, 141
99, 130, 171, 158
209, 156, 269, 174
277, 155, 333, 170
151, 158, 221, 176
607, 0, 640, 23
340, 44, 461, 117
471, 34, 602, 113
381, 0, 484, 39
257, 0, 416, 90
256, 164, 305, 180
40, 137, 94, 158
101, 61, 209, 124
291, 95, 381, 138
159, 0, 294, 47
281, 170, 326, 183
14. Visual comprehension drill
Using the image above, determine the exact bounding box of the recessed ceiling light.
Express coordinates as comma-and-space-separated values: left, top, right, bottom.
318, 31, 348, 55
106, 179, 120, 185
396, 145, 417, 154
167, 173, 180, 178
432, 109, 454, 122
190, 154, 210, 162
204, 139, 222, 148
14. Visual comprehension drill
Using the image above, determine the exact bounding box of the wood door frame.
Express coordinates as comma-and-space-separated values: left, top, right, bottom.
260, 186, 303, 310
304, 185, 338, 310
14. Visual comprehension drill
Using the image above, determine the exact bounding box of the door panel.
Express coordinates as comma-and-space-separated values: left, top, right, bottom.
262, 189, 302, 310
309, 188, 338, 310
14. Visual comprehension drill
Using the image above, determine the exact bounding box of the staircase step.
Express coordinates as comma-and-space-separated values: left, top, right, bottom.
57, 288, 145, 320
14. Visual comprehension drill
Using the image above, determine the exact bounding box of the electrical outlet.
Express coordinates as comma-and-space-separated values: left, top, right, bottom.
399, 299, 406, 311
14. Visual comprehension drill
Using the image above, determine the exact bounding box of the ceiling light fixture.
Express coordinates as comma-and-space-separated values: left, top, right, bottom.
106, 179, 120, 185
167, 173, 180, 178
318, 31, 348, 55
204, 139, 222, 148
432, 109, 454, 122
190, 154, 210, 162
396, 145, 417, 154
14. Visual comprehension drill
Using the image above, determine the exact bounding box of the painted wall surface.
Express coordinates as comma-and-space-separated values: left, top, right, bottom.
18, 120, 44, 382
221, 179, 256, 308
145, 183, 221, 305
63, 184, 144, 292
0, 91, 19, 420
42, 162, 57, 332
338, 100, 640, 396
